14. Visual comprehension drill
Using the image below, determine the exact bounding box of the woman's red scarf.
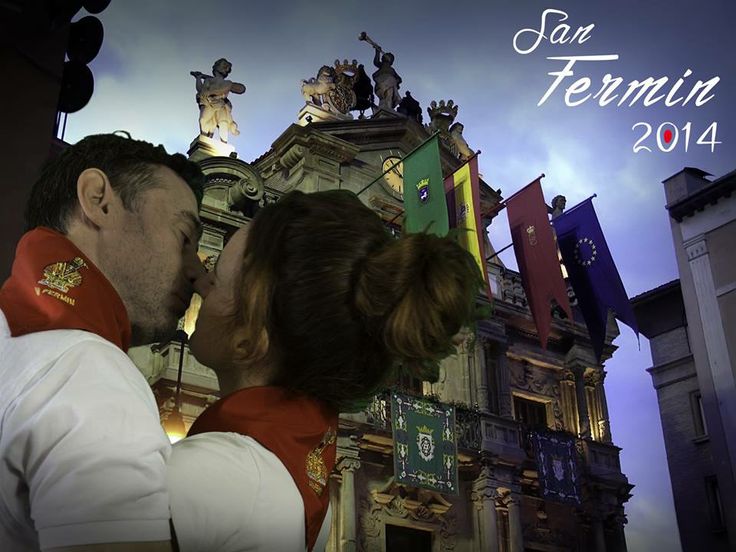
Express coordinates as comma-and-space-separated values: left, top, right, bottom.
0, 227, 131, 351
188, 386, 339, 551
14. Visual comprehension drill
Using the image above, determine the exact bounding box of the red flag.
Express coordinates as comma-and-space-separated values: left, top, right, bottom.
506, 179, 572, 348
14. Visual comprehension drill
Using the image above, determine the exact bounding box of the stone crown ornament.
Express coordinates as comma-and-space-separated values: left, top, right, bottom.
427, 100, 459, 125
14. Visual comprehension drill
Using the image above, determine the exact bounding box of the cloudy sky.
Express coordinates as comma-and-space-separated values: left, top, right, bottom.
65, 0, 735, 549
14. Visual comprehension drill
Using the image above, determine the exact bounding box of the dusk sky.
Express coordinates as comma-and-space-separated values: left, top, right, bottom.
65, 1, 736, 549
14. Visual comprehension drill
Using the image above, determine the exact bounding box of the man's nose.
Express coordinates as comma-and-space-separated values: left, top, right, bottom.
183, 250, 209, 293
193, 271, 215, 299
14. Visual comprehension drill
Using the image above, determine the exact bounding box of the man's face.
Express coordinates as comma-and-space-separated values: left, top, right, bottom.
100, 165, 203, 346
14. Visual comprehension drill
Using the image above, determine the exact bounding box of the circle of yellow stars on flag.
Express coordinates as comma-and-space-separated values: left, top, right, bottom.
574, 237, 598, 267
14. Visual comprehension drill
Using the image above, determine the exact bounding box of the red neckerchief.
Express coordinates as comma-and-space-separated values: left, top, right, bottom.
188, 386, 339, 551
0, 227, 131, 351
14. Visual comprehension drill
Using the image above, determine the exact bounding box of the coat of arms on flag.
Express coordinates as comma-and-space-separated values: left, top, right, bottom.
416, 425, 436, 461
531, 431, 581, 505
416, 178, 430, 203
391, 392, 458, 495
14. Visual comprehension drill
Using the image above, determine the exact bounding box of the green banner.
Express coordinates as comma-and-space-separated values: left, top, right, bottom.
391, 392, 458, 495
402, 135, 449, 236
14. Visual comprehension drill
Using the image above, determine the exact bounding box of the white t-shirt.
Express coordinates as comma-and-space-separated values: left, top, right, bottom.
0, 309, 172, 551
168, 432, 332, 552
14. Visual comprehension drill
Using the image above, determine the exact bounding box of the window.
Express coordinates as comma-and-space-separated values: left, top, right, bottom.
690, 391, 708, 437
386, 524, 432, 552
513, 395, 548, 429
705, 476, 725, 531
396, 372, 423, 395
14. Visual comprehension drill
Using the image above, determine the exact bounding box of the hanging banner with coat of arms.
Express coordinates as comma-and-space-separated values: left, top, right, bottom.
531, 431, 581, 505
391, 392, 458, 495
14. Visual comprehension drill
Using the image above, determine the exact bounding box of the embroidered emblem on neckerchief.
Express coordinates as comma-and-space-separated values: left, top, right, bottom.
306, 427, 336, 495
0, 227, 132, 351
35, 257, 89, 306
39, 257, 88, 292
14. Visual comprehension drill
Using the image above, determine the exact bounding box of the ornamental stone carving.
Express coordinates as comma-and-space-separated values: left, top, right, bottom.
509, 360, 565, 430
359, 478, 457, 551
300, 59, 360, 115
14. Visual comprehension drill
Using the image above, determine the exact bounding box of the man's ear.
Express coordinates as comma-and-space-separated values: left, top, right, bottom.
76, 168, 118, 228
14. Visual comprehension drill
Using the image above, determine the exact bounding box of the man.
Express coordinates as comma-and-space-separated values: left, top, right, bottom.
0, 134, 207, 551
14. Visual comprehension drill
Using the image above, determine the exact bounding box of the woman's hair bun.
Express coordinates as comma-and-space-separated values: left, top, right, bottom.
354, 232, 482, 371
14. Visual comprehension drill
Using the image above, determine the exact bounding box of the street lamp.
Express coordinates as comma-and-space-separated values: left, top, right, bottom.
162, 329, 188, 443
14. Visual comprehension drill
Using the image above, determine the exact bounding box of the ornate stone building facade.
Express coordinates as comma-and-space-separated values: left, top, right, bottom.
633, 168, 736, 552
130, 60, 632, 551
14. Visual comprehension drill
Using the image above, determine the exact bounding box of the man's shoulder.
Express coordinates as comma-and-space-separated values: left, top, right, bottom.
0, 309, 153, 426
0, 307, 128, 359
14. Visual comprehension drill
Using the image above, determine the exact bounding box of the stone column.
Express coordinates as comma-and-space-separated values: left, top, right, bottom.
471, 466, 499, 552
572, 365, 590, 438
608, 512, 628, 552
560, 369, 579, 434
566, 347, 593, 439
497, 349, 513, 418
685, 237, 736, 475
584, 375, 601, 441
500, 491, 524, 552
592, 517, 607, 552
335, 456, 360, 552
476, 338, 491, 414
595, 371, 612, 443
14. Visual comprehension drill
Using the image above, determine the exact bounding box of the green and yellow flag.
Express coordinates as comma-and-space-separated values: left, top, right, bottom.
402, 135, 449, 236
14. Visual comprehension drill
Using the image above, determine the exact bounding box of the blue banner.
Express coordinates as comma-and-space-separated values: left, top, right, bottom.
552, 197, 638, 359
532, 431, 581, 505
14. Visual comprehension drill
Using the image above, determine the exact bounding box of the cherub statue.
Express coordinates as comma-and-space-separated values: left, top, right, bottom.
359, 32, 402, 111
190, 58, 245, 144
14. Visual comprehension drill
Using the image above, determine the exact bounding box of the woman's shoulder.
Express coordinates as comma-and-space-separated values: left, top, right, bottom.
171, 432, 298, 489
170, 432, 303, 511
168, 432, 305, 552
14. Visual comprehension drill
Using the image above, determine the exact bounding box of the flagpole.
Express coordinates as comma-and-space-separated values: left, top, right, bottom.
555, 193, 598, 218
485, 242, 513, 261
356, 131, 442, 197
482, 173, 546, 219
383, 150, 483, 226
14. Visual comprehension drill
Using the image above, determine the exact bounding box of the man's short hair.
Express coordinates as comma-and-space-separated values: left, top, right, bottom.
25, 133, 205, 232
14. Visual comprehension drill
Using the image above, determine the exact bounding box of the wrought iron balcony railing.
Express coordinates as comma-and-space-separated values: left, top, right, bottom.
360, 391, 624, 481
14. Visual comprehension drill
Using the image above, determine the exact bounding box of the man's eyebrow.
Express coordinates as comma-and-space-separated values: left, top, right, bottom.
177, 211, 204, 240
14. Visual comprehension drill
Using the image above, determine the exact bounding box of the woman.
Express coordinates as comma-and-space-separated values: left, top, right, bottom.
167, 190, 482, 551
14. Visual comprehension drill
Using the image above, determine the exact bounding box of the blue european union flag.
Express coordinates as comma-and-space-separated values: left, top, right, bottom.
552, 198, 638, 360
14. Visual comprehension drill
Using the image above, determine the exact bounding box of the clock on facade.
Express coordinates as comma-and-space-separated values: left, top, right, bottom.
381, 156, 404, 198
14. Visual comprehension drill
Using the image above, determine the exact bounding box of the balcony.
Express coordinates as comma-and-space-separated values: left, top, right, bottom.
360, 391, 525, 462
580, 439, 626, 482
355, 391, 625, 483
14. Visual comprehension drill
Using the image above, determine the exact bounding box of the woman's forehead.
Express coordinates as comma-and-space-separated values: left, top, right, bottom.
221, 226, 249, 262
